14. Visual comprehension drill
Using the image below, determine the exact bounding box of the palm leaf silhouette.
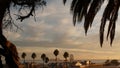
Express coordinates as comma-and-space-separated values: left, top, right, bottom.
64, 0, 120, 47
63, 0, 67, 5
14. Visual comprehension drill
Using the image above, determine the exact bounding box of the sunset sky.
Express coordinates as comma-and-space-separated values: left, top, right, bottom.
3, 0, 120, 60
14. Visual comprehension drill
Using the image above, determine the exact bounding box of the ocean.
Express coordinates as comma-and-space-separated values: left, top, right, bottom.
20, 59, 107, 64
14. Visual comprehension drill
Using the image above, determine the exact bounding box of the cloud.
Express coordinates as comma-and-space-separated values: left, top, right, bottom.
3, 0, 120, 60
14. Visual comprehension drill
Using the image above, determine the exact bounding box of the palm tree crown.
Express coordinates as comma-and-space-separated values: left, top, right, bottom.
31, 52, 37, 62
45, 57, 49, 64
21, 52, 26, 59
53, 49, 59, 57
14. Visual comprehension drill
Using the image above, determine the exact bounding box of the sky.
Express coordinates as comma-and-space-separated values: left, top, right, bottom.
2, 0, 120, 60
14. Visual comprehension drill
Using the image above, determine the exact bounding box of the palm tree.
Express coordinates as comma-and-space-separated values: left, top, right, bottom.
64, 0, 120, 47
53, 49, 59, 62
63, 52, 69, 62
63, 52, 69, 68
45, 57, 49, 67
21, 52, 27, 63
45, 57, 49, 64
31, 52, 37, 63
0, 0, 46, 68
53, 49, 59, 68
41, 53, 46, 68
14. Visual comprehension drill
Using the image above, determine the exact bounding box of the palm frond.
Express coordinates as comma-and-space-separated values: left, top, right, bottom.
63, 0, 67, 5
70, 0, 92, 26
100, 0, 114, 47
100, 0, 120, 46
85, 0, 104, 34
67, 0, 120, 46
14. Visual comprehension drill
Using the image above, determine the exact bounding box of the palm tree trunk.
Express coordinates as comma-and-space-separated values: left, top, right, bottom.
65, 58, 67, 68
56, 56, 57, 68
43, 61, 44, 68
33, 59, 34, 63
24, 58, 25, 63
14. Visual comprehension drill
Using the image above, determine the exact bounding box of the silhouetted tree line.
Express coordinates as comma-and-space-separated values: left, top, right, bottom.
21, 49, 70, 68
